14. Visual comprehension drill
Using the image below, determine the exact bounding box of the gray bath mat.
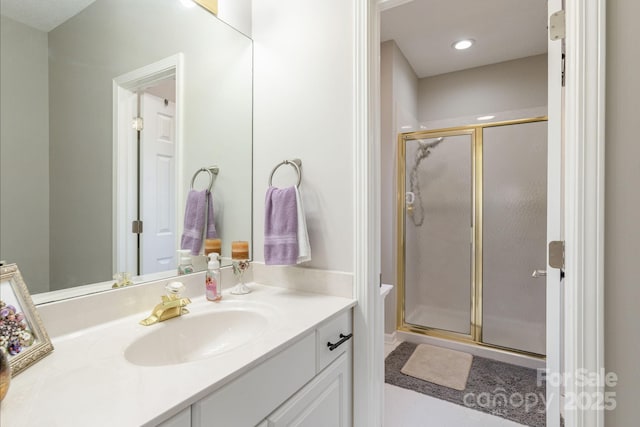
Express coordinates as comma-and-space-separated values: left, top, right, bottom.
401, 343, 472, 390
386, 341, 546, 427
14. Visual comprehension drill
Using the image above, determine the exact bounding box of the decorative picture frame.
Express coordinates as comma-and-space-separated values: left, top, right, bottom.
0, 264, 53, 376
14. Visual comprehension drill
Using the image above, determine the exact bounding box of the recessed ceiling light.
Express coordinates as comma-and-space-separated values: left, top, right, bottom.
453, 39, 474, 50
477, 115, 495, 121
179, 0, 196, 8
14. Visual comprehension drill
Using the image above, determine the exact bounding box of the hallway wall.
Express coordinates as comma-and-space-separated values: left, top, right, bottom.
604, 0, 640, 424
380, 40, 419, 333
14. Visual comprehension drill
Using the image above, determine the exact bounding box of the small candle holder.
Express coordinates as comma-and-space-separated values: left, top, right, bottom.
230, 259, 251, 294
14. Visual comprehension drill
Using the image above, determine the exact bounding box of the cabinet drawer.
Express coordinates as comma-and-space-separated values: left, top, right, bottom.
316, 309, 352, 373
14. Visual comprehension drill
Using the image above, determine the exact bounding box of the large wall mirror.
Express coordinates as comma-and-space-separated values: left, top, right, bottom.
0, 0, 253, 302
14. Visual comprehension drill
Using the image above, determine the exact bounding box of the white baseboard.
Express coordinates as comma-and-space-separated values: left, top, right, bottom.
385, 331, 397, 345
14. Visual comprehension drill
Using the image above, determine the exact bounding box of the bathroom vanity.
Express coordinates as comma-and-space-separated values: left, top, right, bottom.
0, 280, 355, 427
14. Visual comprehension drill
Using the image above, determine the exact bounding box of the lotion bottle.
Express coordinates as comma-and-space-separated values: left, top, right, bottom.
205, 253, 221, 301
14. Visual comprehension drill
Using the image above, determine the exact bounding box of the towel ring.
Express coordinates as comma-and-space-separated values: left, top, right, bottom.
191, 166, 219, 192
269, 159, 302, 188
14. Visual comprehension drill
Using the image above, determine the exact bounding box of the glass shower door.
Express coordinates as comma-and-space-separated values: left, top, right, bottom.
481, 122, 547, 355
402, 132, 474, 336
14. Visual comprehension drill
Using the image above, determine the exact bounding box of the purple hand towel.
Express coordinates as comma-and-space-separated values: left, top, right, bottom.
264, 186, 299, 265
181, 190, 217, 255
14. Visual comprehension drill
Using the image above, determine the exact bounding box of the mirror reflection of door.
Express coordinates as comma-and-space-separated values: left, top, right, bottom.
119, 77, 178, 277
139, 89, 177, 275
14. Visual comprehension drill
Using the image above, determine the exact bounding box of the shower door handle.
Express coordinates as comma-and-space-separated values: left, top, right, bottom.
531, 269, 547, 278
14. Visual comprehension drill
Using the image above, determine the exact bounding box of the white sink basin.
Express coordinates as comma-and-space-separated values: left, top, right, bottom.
125, 303, 274, 366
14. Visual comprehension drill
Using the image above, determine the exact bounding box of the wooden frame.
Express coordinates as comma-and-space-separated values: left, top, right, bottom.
0, 264, 53, 376
563, 1, 606, 425
353, 1, 384, 426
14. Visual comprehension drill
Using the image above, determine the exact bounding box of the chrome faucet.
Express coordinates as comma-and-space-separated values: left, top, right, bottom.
140, 282, 191, 326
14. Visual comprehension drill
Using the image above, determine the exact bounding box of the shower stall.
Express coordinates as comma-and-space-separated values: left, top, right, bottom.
397, 117, 548, 357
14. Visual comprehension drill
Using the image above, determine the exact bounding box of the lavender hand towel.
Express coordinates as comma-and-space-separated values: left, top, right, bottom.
264, 186, 299, 265
181, 189, 211, 255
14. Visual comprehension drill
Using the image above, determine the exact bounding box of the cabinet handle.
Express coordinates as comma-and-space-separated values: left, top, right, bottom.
327, 333, 353, 351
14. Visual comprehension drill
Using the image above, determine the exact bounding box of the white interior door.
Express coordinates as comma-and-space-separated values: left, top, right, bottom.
546, 0, 563, 424
140, 93, 177, 275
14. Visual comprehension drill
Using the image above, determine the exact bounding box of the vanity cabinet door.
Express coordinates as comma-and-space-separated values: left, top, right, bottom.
192, 333, 316, 427
156, 407, 191, 427
267, 351, 352, 427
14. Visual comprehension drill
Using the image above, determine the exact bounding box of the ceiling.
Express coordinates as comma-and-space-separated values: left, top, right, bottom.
0, 0, 97, 32
380, 0, 548, 78
1, 0, 547, 74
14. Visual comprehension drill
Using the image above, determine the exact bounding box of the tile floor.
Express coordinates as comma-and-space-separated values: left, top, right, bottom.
384, 340, 527, 427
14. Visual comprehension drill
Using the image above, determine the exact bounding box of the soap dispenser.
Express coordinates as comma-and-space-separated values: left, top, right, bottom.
177, 249, 194, 275
206, 253, 221, 301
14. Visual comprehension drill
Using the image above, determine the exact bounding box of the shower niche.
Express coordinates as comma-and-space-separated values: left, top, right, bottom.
397, 117, 548, 357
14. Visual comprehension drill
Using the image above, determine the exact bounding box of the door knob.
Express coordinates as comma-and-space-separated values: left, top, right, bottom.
531, 269, 547, 278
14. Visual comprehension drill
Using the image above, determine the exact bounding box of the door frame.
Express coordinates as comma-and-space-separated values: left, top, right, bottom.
112, 54, 184, 276
546, 0, 563, 422
354, 1, 605, 427
562, 1, 606, 426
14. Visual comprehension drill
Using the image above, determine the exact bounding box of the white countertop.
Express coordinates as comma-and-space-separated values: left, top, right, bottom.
1, 283, 356, 426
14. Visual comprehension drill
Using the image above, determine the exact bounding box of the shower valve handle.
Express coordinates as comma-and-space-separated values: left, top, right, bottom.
405, 192, 415, 204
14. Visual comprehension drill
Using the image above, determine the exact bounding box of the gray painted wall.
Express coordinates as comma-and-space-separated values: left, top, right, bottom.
418, 54, 547, 123
380, 40, 419, 333
252, 0, 355, 272
605, 0, 640, 425
0, 15, 50, 293
218, 0, 252, 37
